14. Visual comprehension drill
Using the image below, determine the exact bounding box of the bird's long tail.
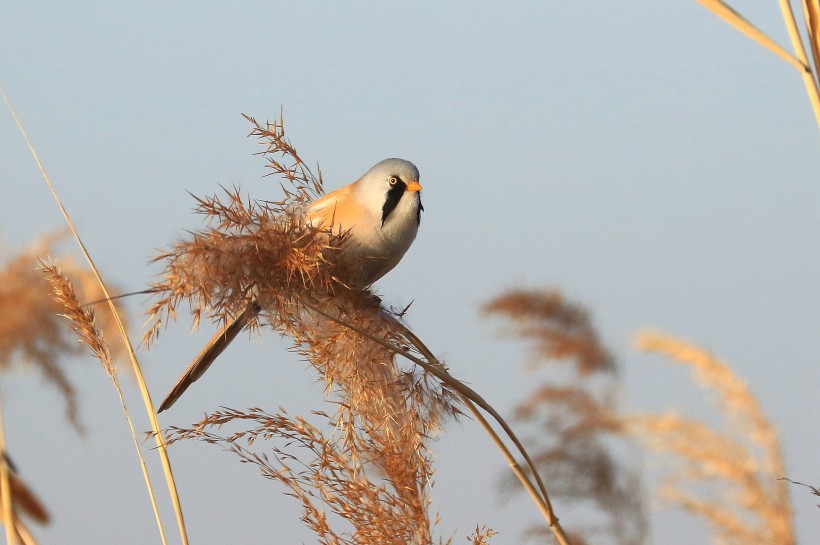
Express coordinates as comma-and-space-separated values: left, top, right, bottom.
157, 302, 260, 412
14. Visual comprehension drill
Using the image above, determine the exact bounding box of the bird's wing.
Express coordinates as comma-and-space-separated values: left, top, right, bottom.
159, 183, 370, 412
157, 302, 259, 412
306, 183, 367, 230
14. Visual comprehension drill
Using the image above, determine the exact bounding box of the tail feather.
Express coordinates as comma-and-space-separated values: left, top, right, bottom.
157, 302, 259, 412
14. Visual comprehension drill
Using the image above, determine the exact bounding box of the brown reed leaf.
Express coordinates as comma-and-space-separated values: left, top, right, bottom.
629, 330, 794, 545
5, 468, 49, 526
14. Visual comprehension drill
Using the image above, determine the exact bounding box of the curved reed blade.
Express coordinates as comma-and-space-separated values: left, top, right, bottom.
697, 0, 807, 71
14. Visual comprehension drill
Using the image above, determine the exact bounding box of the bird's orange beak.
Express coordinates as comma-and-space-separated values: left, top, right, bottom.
406, 180, 422, 193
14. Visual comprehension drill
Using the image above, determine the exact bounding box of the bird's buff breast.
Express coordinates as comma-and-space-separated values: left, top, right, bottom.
342, 218, 418, 286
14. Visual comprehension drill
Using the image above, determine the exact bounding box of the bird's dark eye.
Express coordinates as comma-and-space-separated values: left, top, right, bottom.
388, 177, 399, 186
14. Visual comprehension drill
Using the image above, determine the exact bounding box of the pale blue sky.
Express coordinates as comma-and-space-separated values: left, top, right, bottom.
2, 3, 819, 544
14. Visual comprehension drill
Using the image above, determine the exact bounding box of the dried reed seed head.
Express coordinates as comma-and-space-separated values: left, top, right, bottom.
152, 115, 457, 545
145, 192, 351, 346
634, 329, 783, 470
166, 406, 435, 545
40, 262, 113, 371
468, 525, 497, 545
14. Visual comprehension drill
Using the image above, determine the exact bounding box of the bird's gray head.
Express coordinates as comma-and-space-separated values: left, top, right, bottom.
364, 158, 420, 183
356, 158, 423, 227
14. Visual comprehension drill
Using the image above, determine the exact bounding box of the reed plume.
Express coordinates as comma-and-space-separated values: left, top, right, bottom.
0, 256, 118, 544
151, 114, 465, 544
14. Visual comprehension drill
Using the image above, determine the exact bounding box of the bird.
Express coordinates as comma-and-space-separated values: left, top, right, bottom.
157, 158, 423, 412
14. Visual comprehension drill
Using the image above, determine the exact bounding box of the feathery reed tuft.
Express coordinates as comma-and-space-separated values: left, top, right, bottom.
151, 113, 463, 543
166, 406, 438, 545
41, 262, 113, 373
482, 289, 614, 376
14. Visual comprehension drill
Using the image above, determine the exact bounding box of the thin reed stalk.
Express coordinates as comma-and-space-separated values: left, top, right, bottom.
778, 0, 820, 123
695, 0, 820, 127
0, 395, 15, 545
0, 87, 186, 545
40, 263, 169, 544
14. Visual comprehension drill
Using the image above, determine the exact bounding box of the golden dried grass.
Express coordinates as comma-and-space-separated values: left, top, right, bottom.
695, 0, 820, 127
0, 233, 129, 542
39, 262, 175, 544
627, 330, 793, 545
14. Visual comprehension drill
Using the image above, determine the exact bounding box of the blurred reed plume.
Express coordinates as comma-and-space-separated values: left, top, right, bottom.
150, 114, 467, 543
627, 330, 793, 545
0, 249, 123, 543
0, 233, 126, 432
483, 289, 647, 545
694, 0, 820, 127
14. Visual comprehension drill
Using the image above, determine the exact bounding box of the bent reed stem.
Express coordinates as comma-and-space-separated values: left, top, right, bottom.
298, 296, 573, 545
0, 395, 15, 545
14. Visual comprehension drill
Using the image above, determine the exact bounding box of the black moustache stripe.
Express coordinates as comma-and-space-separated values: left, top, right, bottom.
381, 181, 406, 225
